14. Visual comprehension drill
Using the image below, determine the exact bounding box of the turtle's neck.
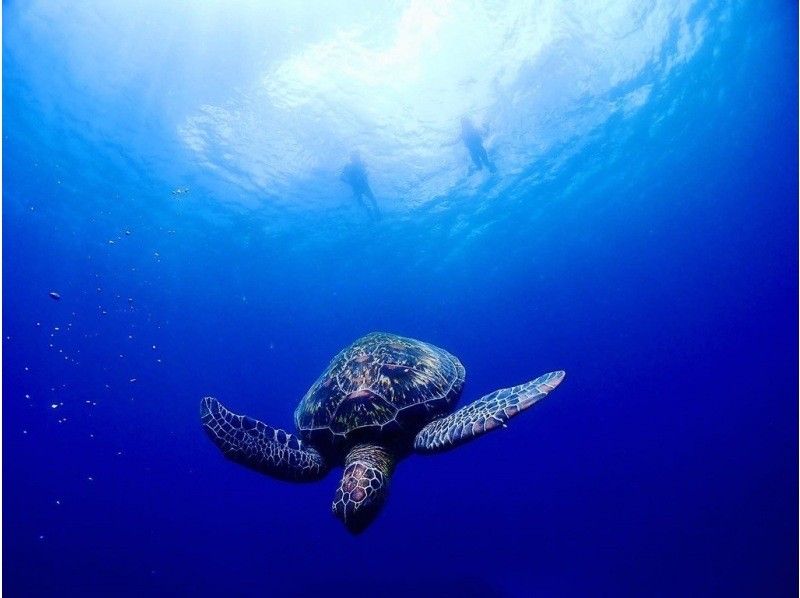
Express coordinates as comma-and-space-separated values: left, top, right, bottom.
345, 443, 394, 474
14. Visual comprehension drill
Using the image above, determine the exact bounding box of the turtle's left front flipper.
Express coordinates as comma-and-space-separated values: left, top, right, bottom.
414, 370, 565, 453
201, 397, 328, 481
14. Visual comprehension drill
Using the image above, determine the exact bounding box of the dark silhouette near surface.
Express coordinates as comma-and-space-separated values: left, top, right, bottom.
460, 117, 496, 174
340, 151, 380, 220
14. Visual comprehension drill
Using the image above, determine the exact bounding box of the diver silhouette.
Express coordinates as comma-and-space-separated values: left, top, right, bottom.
340, 151, 380, 221
459, 117, 496, 174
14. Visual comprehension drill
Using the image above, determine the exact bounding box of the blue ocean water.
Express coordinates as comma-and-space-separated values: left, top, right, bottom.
3, 1, 797, 596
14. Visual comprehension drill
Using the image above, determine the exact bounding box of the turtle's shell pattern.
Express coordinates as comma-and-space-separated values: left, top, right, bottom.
294, 332, 465, 448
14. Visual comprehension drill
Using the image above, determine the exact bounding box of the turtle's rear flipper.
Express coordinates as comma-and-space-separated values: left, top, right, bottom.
413, 371, 565, 452
201, 397, 328, 481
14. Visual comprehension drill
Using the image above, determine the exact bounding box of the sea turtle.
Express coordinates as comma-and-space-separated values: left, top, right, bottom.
201, 332, 565, 532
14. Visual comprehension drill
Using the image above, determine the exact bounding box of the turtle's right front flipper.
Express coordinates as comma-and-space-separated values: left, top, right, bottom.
414, 370, 565, 452
201, 397, 328, 481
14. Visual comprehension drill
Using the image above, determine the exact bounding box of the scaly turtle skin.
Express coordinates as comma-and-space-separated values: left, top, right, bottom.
201, 332, 565, 533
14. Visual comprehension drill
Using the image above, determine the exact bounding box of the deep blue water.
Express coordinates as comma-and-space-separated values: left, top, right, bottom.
3, 1, 797, 596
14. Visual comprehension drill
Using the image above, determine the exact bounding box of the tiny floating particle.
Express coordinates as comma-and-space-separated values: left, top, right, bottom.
129, 378, 137, 383
50, 403, 59, 409
49, 291, 61, 300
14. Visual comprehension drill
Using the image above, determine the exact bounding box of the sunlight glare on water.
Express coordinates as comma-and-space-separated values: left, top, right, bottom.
10, 0, 713, 213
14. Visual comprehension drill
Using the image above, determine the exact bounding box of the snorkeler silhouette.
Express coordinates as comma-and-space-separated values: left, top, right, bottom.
459, 117, 496, 174
340, 151, 380, 221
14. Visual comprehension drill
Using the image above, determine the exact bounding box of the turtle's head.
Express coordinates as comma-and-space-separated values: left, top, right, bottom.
332, 444, 394, 534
